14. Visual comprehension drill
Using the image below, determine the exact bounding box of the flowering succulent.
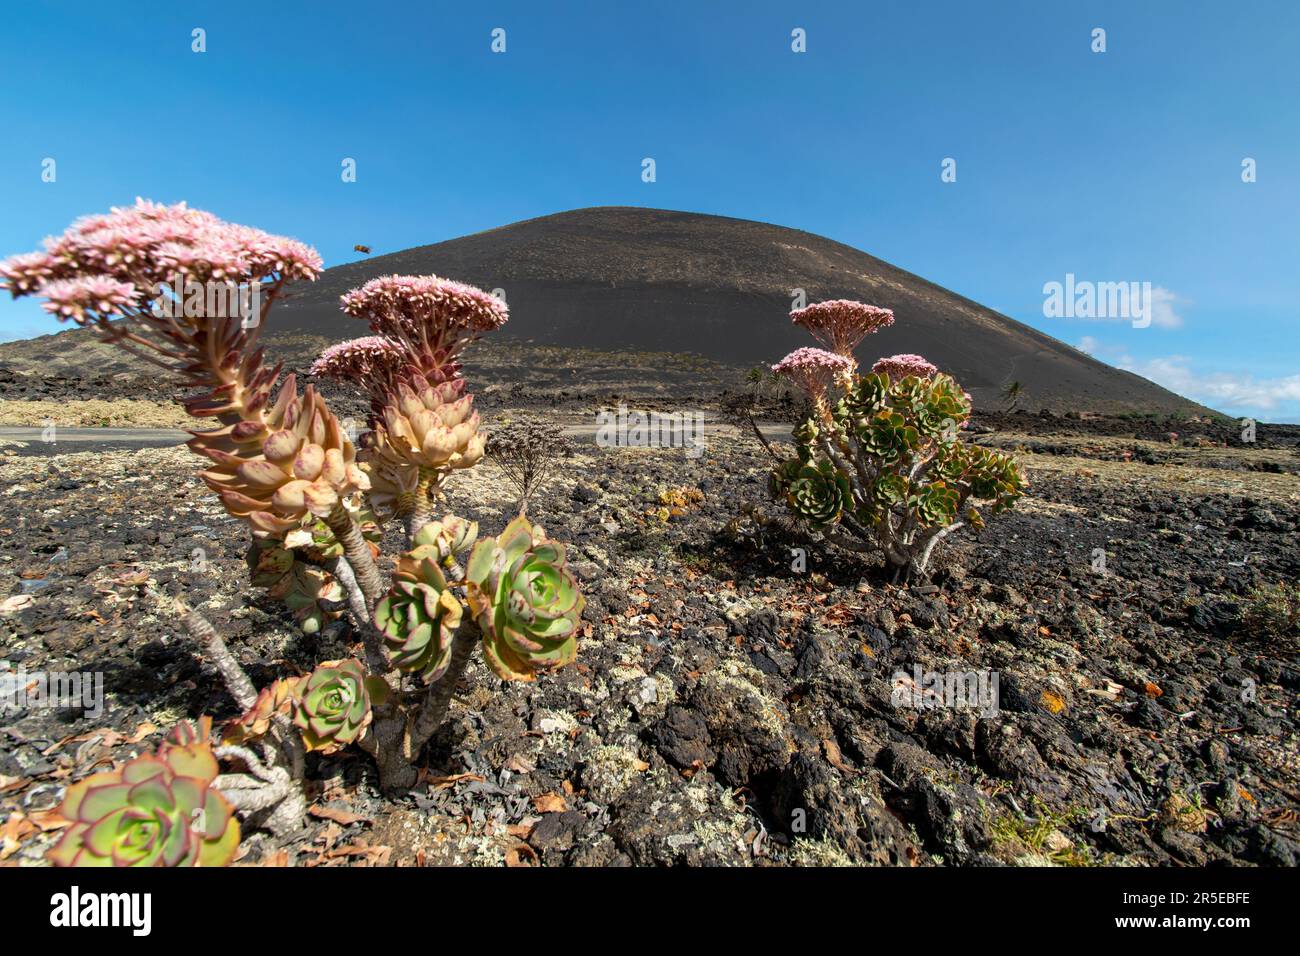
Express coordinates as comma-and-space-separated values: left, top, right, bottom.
339, 273, 507, 384
291, 659, 380, 753
196, 378, 369, 538
11, 203, 583, 834
369, 375, 485, 477
466, 515, 584, 681
47, 736, 239, 867
768, 304, 1024, 576
790, 299, 894, 358
374, 519, 479, 681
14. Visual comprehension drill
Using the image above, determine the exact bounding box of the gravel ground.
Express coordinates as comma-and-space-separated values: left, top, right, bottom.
1, 408, 1297, 867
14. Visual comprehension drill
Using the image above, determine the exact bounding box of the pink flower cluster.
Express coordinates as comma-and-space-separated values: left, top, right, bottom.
309, 336, 404, 383
0, 199, 323, 326
340, 274, 507, 337
790, 300, 894, 356
338, 274, 508, 384
772, 346, 854, 398
871, 353, 938, 381
38, 277, 138, 321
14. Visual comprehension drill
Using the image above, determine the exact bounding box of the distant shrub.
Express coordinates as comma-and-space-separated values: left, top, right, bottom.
1241, 581, 1300, 645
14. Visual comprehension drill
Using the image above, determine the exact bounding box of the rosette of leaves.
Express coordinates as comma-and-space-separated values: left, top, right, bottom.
858, 410, 920, 465
838, 371, 889, 426
246, 542, 344, 634
47, 736, 239, 867
291, 659, 381, 753
791, 417, 820, 461
411, 515, 479, 567
861, 472, 908, 525
222, 676, 304, 746
905, 373, 969, 439
465, 515, 584, 681
768, 456, 804, 500
785, 460, 853, 528
964, 446, 1026, 512
910, 481, 960, 528
374, 522, 474, 681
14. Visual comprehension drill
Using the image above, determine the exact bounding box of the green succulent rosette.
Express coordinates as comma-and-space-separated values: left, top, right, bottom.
768, 457, 804, 500
791, 417, 820, 462
375, 539, 465, 683
860, 471, 908, 524
291, 659, 379, 753
859, 410, 920, 465
465, 515, 583, 681
910, 480, 960, 528
786, 460, 853, 528
47, 738, 239, 867
965, 447, 1027, 510
906, 373, 968, 439
839, 371, 889, 425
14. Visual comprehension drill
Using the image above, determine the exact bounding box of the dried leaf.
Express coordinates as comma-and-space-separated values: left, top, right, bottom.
505, 843, 537, 867
309, 804, 373, 826
533, 792, 567, 813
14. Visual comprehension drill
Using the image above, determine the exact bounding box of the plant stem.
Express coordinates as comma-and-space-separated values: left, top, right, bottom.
183, 606, 257, 711
325, 503, 384, 609
404, 468, 437, 544
408, 618, 480, 753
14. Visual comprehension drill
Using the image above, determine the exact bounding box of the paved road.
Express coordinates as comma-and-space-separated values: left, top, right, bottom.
0, 423, 795, 458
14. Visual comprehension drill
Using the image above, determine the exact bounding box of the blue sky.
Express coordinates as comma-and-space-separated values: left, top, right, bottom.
1, 0, 1297, 420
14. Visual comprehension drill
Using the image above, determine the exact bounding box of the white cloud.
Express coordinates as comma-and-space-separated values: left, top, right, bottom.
1119, 354, 1300, 418
1147, 286, 1185, 329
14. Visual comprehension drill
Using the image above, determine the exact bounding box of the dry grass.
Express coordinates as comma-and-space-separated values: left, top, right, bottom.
0, 399, 192, 428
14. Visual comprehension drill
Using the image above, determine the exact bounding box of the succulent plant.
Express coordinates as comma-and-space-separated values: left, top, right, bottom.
196, 378, 370, 538
368, 376, 484, 477
465, 515, 584, 681
765, 300, 1025, 576
222, 676, 304, 746
374, 519, 479, 681
784, 460, 853, 528
47, 737, 239, 867
246, 542, 344, 634
291, 659, 379, 753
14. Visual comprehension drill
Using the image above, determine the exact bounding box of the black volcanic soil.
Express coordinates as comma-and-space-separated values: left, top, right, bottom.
0, 207, 1215, 417
2, 406, 1297, 867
